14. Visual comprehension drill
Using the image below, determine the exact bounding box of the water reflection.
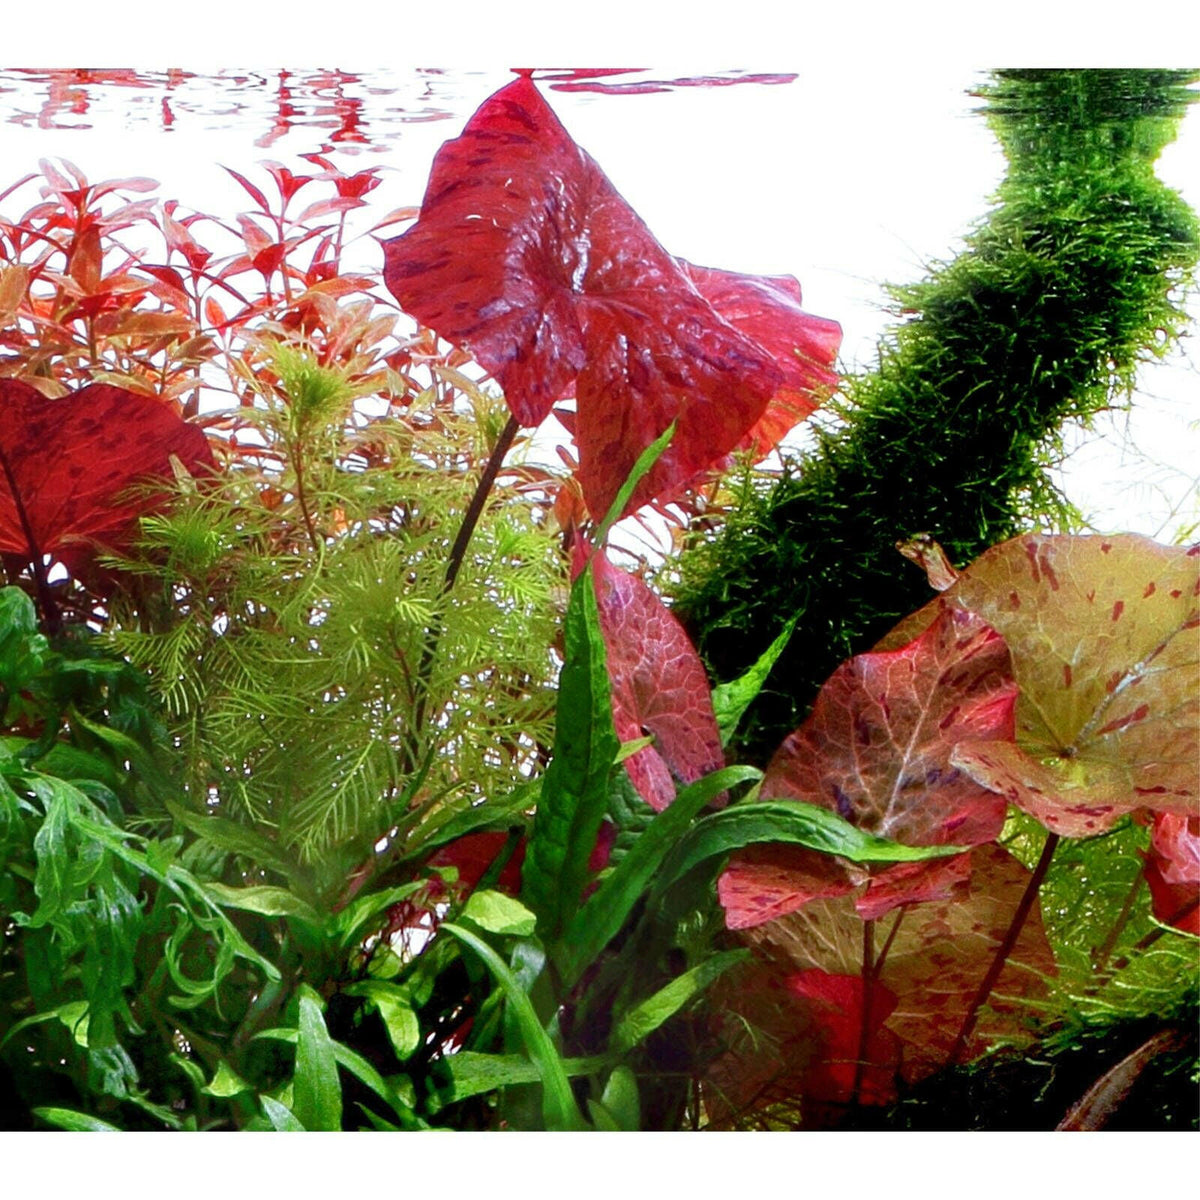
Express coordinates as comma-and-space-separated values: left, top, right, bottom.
0, 67, 797, 154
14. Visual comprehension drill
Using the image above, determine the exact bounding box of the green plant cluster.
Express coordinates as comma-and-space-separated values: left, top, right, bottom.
671, 69, 1200, 762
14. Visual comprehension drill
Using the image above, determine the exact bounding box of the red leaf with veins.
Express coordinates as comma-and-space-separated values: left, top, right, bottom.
719, 606, 1014, 929
0, 378, 214, 569
382, 76, 840, 519
1143, 812, 1200, 935
589, 549, 724, 811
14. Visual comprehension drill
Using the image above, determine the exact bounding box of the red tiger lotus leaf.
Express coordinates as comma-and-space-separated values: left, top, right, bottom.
589, 549, 724, 811
734, 844, 1056, 1089
1142, 812, 1200, 935
718, 605, 1015, 929
880, 534, 1200, 838
382, 76, 840, 520
0, 378, 214, 570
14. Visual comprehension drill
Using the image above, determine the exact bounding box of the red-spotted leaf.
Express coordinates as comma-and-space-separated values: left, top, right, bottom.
0, 378, 214, 569
1143, 812, 1200, 935
382, 76, 840, 520
718, 605, 1014, 928
590, 549, 724, 812
879, 535, 1200, 838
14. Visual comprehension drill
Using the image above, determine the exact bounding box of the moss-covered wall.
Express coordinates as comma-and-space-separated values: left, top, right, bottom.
672, 69, 1200, 763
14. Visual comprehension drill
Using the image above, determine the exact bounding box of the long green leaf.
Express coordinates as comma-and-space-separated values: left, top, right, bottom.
430, 1050, 607, 1112
557, 765, 761, 984
710, 614, 798, 747
591, 421, 675, 548
652, 800, 966, 900
442, 923, 586, 1131
33, 1106, 121, 1132
293, 986, 342, 1132
521, 566, 619, 939
610, 950, 748, 1055
202, 882, 321, 925
261, 1095, 306, 1131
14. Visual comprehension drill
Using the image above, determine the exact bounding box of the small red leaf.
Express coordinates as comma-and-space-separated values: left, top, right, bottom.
590, 549, 724, 811
1143, 812, 1200, 935
0, 379, 214, 570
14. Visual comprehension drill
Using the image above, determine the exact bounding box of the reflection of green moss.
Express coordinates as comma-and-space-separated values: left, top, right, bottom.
672, 70, 1200, 763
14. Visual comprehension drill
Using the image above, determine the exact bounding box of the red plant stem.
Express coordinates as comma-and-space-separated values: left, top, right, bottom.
850, 918, 876, 1111
1105, 895, 1200, 972
949, 831, 1060, 1066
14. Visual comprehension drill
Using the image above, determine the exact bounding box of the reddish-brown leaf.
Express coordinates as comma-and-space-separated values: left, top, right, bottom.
382, 76, 840, 519
0, 378, 214, 569
880, 535, 1200, 838
589, 549, 724, 811
1143, 812, 1200, 935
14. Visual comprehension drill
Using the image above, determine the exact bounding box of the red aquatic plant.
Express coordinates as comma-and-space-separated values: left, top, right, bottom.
382, 75, 840, 520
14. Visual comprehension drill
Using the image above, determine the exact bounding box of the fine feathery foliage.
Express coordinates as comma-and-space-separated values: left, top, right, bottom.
671, 69, 1200, 762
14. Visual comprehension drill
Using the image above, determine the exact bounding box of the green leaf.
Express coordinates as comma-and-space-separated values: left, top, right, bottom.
33, 1106, 121, 1132
611, 950, 748, 1055
343, 980, 421, 1061
522, 565, 620, 939
591, 421, 675, 549
652, 800, 965, 900
261, 1095, 306, 1132
442, 923, 586, 1131
461, 889, 538, 937
557, 765, 762, 984
711, 614, 798, 747
293, 985, 342, 1132
203, 1060, 252, 1098
614, 735, 655, 764
202, 882, 322, 925
596, 1065, 640, 1131
431, 1050, 606, 1111
327, 881, 423, 948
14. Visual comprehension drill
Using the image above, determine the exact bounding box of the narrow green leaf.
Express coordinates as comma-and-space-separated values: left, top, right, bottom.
591, 421, 676, 548
261, 1095, 306, 1132
430, 1050, 607, 1111
611, 950, 748, 1055
597, 1065, 640, 1131
614, 735, 655, 764
327, 881, 423, 948
522, 566, 620, 939
293, 985, 342, 1132
343, 981, 421, 1061
558, 765, 761, 984
442, 923, 586, 1131
202, 882, 322, 925
652, 800, 966, 900
33, 1107, 121, 1132
461, 889, 537, 937
711, 614, 798, 747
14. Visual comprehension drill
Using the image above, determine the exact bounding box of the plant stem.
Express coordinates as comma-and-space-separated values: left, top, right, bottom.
0, 453, 61, 635
1092, 871, 1144, 972
948, 831, 1059, 1066
850, 918, 876, 1111
409, 414, 520, 744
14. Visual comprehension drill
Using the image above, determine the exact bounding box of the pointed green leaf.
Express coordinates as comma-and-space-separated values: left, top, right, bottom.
261, 1095, 306, 1131
461, 889, 538, 937
591, 421, 675, 549
711, 614, 798, 747
293, 985, 342, 1132
202, 882, 322, 924
33, 1107, 121, 1132
203, 1060, 252, 1098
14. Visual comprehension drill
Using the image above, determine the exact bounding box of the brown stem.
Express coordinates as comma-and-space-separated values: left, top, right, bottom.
1092, 871, 1144, 973
409, 414, 520, 744
290, 438, 321, 554
949, 831, 1060, 1066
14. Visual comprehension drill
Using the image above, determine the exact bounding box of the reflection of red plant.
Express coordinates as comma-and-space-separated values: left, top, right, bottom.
383, 76, 840, 521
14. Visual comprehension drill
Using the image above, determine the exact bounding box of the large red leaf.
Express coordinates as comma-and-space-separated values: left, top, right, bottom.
880, 534, 1200, 838
382, 76, 840, 519
0, 378, 214, 570
590, 549, 724, 811
718, 605, 1015, 928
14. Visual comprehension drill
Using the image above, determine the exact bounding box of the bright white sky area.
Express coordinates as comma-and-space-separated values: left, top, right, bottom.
1, 59, 1196, 547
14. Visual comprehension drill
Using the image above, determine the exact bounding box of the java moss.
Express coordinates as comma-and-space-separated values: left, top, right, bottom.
672, 69, 1200, 763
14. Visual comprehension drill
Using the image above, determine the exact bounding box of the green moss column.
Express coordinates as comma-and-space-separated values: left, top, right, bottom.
673, 69, 1199, 763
